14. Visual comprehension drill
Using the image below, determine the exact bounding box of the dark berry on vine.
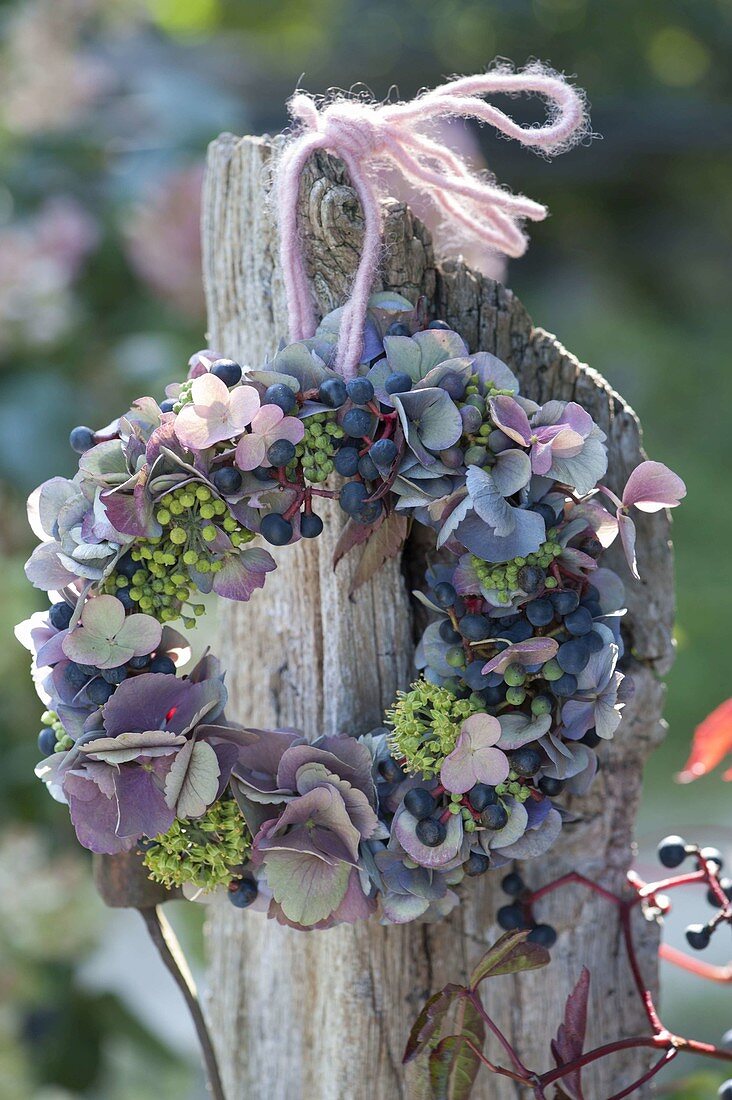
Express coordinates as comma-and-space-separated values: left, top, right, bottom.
585, 630, 605, 654
212, 466, 243, 495
228, 877, 258, 908
580, 728, 601, 748
263, 383, 297, 414
469, 783, 497, 812
538, 776, 565, 797
342, 408, 373, 438
318, 378, 348, 408
386, 322, 411, 337
378, 756, 404, 782
358, 454, 379, 481
657, 835, 687, 868
211, 358, 242, 386
65, 662, 90, 690
433, 582, 456, 607
719, 1081, 732, 1100
77, 663, 99, 676
267, 439, 297, 467
503, 619, 534, 644
497, 903, 525, 931
427, 319, 451, 330
87, 677, 115, 704
300, 512, 323, 539
384, 371, 412, 395
526, 599, 554, 627
127, 655, 150, 670
483, 686, 505, 707
370, 437, 398, 466
346, 378, 374, 405
685, 923, 711, 950
528, 924, 558, 948
260, 512, 294, 545
439, 445, 464, 468
517, 565, 545, 594
510, 746, 542, 777
37, 728, 57, 756
102, 665, 128, 684
707, 878, 732, 908
481, 803, 508, 830
552, 672, 578, 697
69, 426, 95, 453
440, 373, 466, 401
565, 606, 593, 636
49, 602, 73, 631
415, 817, 447, 847
404, 787, 435, 820
465, 851, 491, 876
160, 398, 176, 413
116, 552, 138, 579
700, 846, 725, 872
352, 499, 383, 525
531, 502, 557, 526
117, 588, 136, 611
550, 589, 580, 616
501, 872, 525, 897
339, 481, 369, 516
557, 638, 592, 676
459, 614, 490, 641
253, 466, 273, 482
334, 447, 360, 476
150, 655, 176, 675
439, 619, 462, 644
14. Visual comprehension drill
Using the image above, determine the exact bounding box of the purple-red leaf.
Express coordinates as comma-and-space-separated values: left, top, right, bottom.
468, 930, 550, 991
403, 984, 464, 1063
550, 967, 590, 1100
332, 513, 385, 570
350, 511, 409, 593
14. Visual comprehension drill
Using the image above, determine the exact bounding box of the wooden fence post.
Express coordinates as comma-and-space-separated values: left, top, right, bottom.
200, 134, 675, 1099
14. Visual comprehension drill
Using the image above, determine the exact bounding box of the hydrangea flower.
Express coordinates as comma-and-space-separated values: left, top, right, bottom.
439, 713, 510, 794
62, 595, 161, 670
234, 404, 305, 471
174, 373, 261, 450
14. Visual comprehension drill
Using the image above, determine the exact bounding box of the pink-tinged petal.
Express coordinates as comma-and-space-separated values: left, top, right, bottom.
211, 547, 276, 601
189, 371, 230, 407
251, 403, 285, 434
228, 385, 261, 432
174, 405, 218, 451
440, 733, 477, 794
272, 416, 306, 446
560, 402, 594, 437
621, 460, 686, 512
617, 511, 638, 579
489, 396, 532, 446
80, 594, 126, 638
482, 637, 559, 676
235, 433, 267, 471
473, 746, 511, 787
461, 712, 502, 747
543, 426, 585, 459
530, 440, 554, 475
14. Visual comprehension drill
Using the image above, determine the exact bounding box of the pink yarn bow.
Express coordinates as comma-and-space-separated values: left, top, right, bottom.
276, 66, 587, 380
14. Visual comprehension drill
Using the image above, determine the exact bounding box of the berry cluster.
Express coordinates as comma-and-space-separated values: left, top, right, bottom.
658, 834, 732, 951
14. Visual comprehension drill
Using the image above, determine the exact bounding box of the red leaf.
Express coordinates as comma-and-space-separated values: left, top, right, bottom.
678, 698, 732, 783
550, 967, 590, 1100
350, 512, 409, 593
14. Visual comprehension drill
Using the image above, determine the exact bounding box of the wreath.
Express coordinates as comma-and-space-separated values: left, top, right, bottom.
16, 69, 685, 932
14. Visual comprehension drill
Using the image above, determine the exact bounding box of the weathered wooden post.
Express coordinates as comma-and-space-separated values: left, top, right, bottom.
201, 134, 675, 1099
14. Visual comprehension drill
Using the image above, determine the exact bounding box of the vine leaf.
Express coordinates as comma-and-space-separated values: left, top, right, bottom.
403, 984, 463, 1063
428, 996, 485, 1100
550, 967, 591, 1100
332, 513, 384, 570
350, 512, 409, 593
468, 929, 550, 990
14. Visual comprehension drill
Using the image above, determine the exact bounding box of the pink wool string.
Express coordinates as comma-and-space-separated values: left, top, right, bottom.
276, 65, 588, 381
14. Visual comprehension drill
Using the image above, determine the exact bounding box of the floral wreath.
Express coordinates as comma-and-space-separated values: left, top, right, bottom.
17, 69, 686, 932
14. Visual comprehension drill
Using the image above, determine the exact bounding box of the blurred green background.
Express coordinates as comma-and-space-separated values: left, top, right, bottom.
1, 1, 730, 1096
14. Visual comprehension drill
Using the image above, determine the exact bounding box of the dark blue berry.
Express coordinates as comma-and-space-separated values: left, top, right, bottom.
342, 408, 373, 439
718, 1080, 732, 1100
318, 378, 348, 408
65, 662, 90, 690
300, 512, 323, 538
531, 502, 558, 526
212, 466, 243, 495
160, 398, 176, 413
267, 439, 297, 467
149, 655, 176, 675
339, 481, 369, 516
37, 728, 57, 756
497, 903, 525, 930
427, 319, 451, 330
386, 322, 411, 337
550, 589, 580, 616
260, 512, 293, 545
228, 877, 258, 908
707, 878, 732, 908
69, 426, 95, 453
404, 787, 435, 820
211, 358, 242, 386
528, 924, 557, 948
700, 847, 724, 872
102, 665, 128, 684
358, 454, 379, 481
538, 775, 565, 796
481, 803, 508, 830
501, 872, 525, 896
116, 553, 138, 579
510, 746, 542, 777
127, 655, 150, 670
253, 466, 274, 482
352, 499, 383, 525
117, 588, 136, 611
658, 835, 687, 868
378, 756, 404, 782
469, 783, 497, 812
415, 817, 447, 847
552, 672, 578, 697
458, 614, 490, 641
580, 728, 601, 747
465, 851, 491, 876
503, 619, 534, 643
439, 619, 461, 644
557, 638, 592, 676
565, 606, 593, 636
685, 923, 711, 950
49, 602, 73, 631
87, 677, 115, 704
263, 383, 297, 414
517, 565, 545, 594
369, 438, 398, 467
526, 599, 554, 627
433, 582, 456, 607
585, 630, 605, 654
440, 372, 466, 401
346, 378, 374, 405
334, 447, 360, 476
384, 371, 412, 395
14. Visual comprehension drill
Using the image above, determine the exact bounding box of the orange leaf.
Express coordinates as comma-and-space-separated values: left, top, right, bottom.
678, 698, 732, 783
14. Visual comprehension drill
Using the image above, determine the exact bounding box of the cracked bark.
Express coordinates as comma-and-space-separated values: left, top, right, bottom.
202, 133, 675, 1099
